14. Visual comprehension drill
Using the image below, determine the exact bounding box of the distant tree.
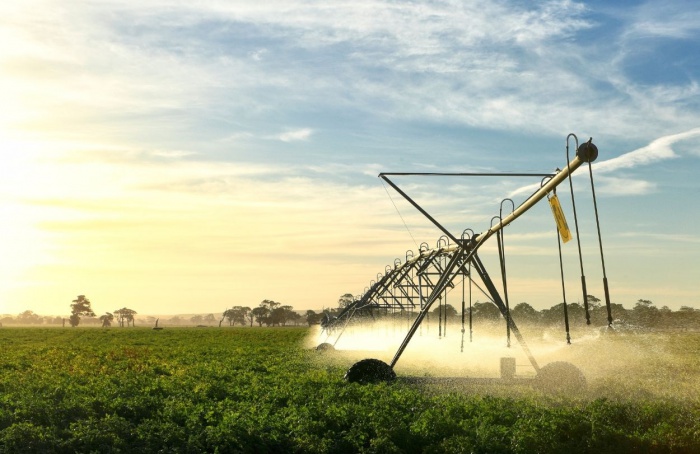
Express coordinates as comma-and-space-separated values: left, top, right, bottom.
70, 295, 95, 327
445, 303, 457, 318
17, 310, 42, 325
338, 293, 354, 309
632, 299, 658, 327
190, 314, 203, 325
251, 307, 269, 327
289, 311, 303, 326
224, 306, 245, 326
472, 301, 501, 322
586, 294, 601, 309
169, 316, 182, 325
675, 306, 700, 329
611, 303, 627, 322
636, 299, 654, 307
269, 305, 297, 326
257, 300, 289, 326
203, 314, 216, 325
268, 307, 285, 326
540, 302, 571, 327
239, 307, 251, 326
287, 307, 300, 325
100, 312, 114, 327
431, 303, 458, 319
510, 302, 539, 324
657, 305, 674, 329
260, 300, 280, 312
113, 308, 137, 327
588, 301, 626, 326
306, 310, 322, 326
566, 303, 587, 326
223, 306, 250, 326
246, 308, 255, 327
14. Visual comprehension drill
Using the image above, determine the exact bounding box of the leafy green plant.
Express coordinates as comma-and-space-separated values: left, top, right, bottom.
0, 328, 699, 453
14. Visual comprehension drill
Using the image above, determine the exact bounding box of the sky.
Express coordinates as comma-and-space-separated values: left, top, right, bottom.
1, 0, 699, 317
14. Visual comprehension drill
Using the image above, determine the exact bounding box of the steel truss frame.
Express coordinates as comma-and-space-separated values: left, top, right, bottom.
323, 140, 600, 374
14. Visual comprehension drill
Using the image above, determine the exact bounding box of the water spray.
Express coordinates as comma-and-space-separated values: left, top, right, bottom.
319, 135, 610, 391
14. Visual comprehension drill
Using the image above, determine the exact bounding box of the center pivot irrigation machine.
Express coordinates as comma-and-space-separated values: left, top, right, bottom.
319, 134, 614, 390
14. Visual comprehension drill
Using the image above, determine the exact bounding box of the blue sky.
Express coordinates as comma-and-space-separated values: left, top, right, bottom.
1, 0, 699, 316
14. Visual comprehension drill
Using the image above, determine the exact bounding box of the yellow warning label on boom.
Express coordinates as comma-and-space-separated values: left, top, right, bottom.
548, 194, 572, 243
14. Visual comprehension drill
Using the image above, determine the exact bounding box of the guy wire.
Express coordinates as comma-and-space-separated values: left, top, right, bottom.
381, 179, 420, 250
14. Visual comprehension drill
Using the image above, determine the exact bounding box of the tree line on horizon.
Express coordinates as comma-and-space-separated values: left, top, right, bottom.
0, 298, 308, 328
3, 294, 698, 330
318, 293, 700, 331
221, 300, 304, 327
0, 295, 137, 328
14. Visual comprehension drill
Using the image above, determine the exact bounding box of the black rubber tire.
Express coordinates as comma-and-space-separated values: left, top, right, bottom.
534, 361, 586, 394
344, 359, 396, 384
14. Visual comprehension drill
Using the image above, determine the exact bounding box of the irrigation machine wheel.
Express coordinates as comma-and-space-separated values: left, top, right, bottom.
534, 361, 586, 394
316, 343, 335, 352
344, 359, 396, 384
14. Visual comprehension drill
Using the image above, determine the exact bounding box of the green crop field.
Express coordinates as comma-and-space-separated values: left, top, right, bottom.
1, 327, 699, 453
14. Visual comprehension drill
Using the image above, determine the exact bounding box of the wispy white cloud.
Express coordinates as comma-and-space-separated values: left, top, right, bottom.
278, 128, 313, 142
507, 128, 700, 198
592, 127, 700, 173
594, 176, 656, 196
3, 0, 698, 147
624, 0, 700, 40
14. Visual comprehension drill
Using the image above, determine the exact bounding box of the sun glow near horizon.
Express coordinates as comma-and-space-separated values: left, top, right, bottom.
0, 135, 408, 316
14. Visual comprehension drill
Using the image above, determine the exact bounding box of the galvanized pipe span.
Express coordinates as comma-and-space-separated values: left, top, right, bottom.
473, 140, 598, 245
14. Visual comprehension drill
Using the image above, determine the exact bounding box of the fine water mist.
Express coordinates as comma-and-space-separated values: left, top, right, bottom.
310, 320, 700, 402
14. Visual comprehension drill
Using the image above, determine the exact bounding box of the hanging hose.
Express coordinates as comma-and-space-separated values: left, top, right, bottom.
437, 236, 448, 339
461, 269, 465, 352
493, 215, 510, 348
565, 134, 591, 325
438, 295, 443, 339
461, 228, 474, 347
437, 291, 442, 339
423, 273, 429, 335
496, 229, 510, 347
549, 187, 572, 344
469, 262, 473, 343
500, 199, 515, 348
443, 288, 448, 338
584, 138, 613, 326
